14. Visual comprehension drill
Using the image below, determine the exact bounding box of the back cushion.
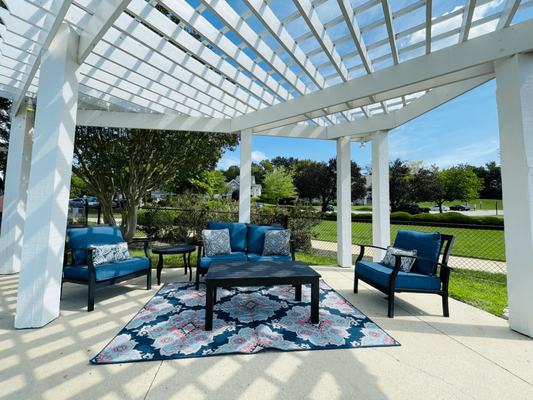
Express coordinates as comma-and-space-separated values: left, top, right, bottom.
68, 226, 125, 265
207, 221, 247, 252
247, 225, 283, 255
393, 230, 441, 275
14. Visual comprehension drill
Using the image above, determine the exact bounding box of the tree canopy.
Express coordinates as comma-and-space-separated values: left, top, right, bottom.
436, 165, 484, 206
73, 126, 238, 240
295, 158, 367, 212
262, 166, 297, 205
389, 158, 411, 211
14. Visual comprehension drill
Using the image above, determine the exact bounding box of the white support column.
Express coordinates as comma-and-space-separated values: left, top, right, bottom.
336, 137, 352, 267
494, 53, 533, 338
239, 129, 252, 223
0, 100, 34, 275
15, 24, 80, 329
371, 130, 390, 261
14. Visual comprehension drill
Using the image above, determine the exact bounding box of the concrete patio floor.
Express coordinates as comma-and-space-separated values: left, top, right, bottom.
1, 265, 532, 400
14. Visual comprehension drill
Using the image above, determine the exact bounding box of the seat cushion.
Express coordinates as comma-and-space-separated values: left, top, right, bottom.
247, 225, 283, 255
246, 253, 293, 262
393, 230, 441, 275
63, 257, 149, 282
356, 261, 442, 291
198, 252, 248, 271
68, 226, 126, 266
207, 222, 247, 252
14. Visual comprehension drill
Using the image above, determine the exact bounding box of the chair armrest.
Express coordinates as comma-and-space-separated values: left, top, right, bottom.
128, 239, 152, 259
196, 240, 204, 267
355, 244, 387, 263
290, 240, 296, 261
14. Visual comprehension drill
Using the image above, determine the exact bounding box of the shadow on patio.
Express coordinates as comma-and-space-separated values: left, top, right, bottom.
1, 265, 532, 400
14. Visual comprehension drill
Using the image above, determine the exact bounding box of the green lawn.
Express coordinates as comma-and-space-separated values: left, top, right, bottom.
312, 220, 505, 261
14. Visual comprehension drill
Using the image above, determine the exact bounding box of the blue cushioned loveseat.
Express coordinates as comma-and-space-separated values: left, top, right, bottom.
354, 230, 455, 318
63, 226, 152, 311
195, 222, 295, 289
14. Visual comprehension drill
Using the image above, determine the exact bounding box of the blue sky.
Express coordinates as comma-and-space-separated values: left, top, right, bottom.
217, 79, 501, 171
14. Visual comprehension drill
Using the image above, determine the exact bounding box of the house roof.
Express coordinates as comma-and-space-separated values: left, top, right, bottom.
1, 1, 532, 141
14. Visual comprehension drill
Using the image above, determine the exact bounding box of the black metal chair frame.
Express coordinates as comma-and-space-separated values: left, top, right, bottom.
62, 237, 152, 312
354, 234, 455, 318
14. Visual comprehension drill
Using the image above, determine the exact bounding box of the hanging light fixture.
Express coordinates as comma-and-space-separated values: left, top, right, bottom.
26, 99, 35, 112
359, 140, 366, 148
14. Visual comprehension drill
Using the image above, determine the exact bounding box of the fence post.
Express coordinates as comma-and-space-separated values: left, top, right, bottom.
194, 211, 197, 238
97, 204, 101, 224
284, 214, 289, 229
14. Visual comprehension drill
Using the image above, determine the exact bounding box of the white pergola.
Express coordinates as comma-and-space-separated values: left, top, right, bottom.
0, 0, 532, 336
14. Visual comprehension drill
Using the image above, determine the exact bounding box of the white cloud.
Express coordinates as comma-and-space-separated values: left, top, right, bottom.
252, 151, 267, 163
216, 154, 240, 170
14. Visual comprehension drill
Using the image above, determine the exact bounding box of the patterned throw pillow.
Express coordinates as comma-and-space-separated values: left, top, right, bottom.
263, 229, 291, 256
381, 246, 418, 272
88, 242, 133, 266
202, 229, 231, 257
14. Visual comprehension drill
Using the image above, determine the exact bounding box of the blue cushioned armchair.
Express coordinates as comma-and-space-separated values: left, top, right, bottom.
63, 226, 152, 311
196, 222, 295, 289
354, 230, 455, 318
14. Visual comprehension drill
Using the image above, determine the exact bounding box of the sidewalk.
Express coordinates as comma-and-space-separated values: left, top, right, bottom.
1, 266, 532, 400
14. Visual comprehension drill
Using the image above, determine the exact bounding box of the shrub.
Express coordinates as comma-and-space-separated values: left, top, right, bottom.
390, 212, 413, 221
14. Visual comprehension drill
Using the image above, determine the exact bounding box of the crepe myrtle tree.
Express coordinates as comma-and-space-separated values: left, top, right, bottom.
73, 126, 238, 241
262, 166, 297, 205
434, 165, 484, 210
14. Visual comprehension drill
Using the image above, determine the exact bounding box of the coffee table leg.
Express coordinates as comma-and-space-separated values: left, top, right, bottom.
310, 279, 319, 324
295, 284, 302, 301
157, 254, 164, 285
205, 282, 214, 331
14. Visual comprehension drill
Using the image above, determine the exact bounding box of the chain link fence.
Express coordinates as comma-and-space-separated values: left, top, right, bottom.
84, 207, 506, 280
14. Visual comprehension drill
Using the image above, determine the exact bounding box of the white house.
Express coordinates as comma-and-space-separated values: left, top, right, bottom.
227, 176, 261, 198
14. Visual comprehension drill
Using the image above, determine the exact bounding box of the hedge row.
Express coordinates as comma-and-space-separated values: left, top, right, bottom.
318, 211, 503, 226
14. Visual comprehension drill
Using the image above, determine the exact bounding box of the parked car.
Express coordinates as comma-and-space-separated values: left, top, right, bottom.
326, 204, 334, 211
449, 204, 471, 211
255, 202, 264, 207
69, 198, 85, 208
395, 203, 428, 215
87, 197, 99, 208
429, 205, 450, 212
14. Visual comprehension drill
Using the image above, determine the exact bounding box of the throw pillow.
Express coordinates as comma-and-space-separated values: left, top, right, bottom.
203, 229, 231, 257
263, 229, 291, 256
88, 242, 133, 266
381, 246, 418, 272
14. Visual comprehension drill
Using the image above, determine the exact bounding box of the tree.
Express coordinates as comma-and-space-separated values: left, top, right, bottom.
389, 158, 411, 211
0, 97, 12, 191
73, 126, 238, 241
295, 158, 367, 212
262, 166, 297, 205
270, 156, 299, 170
435, 165, 484, 208
411, 168, 445, 211
251, 160, 273, 185
70, 176, 90, 198
472, 161, 502, 199
223, 165, 240, 181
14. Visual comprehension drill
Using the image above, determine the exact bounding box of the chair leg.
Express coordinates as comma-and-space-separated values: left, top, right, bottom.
88, 283, 95, 312
195, 267, 201, 290
387, 291, 395, 318
442, 294, 450, 317
147, 270, 152, 290
353, 275, 359, 293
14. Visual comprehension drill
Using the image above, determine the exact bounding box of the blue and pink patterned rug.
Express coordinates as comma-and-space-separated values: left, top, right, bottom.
90, 280, 400, 364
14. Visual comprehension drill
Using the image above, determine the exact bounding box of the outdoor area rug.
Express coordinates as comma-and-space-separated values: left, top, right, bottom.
90, 280, 400, 364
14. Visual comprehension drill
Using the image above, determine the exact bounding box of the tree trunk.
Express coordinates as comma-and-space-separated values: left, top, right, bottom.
120, 203, 139, 242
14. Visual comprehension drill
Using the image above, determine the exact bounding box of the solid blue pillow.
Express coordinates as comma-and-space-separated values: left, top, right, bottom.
393, 230, 441, 275
247, 225, 283, 255
207, 221, 247, 252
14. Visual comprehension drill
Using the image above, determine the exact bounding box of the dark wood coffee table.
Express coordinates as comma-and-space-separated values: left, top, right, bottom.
204, 261, 321, 331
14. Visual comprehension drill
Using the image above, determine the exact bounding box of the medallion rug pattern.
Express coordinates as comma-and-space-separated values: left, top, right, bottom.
91, 280, 400, 364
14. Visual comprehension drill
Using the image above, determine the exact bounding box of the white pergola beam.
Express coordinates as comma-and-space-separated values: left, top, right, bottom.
77, 0, 131, 64
77, 110, 232, 132
12, 0, 73, 116
459, 0, 476, 43
294, 0, 350, 82
230, 21, 533, 132
381, 0, 399, 64
497, 0, 522, 30
426, 0, 432, 54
